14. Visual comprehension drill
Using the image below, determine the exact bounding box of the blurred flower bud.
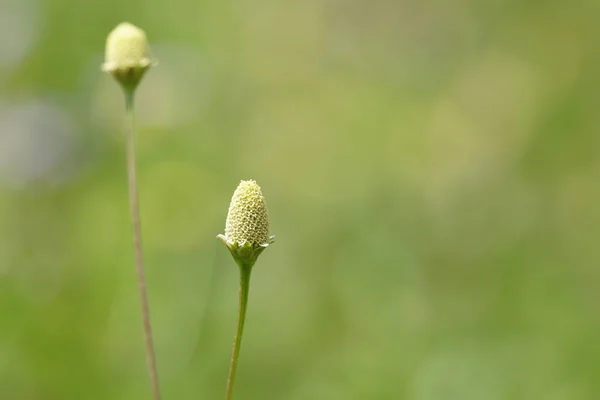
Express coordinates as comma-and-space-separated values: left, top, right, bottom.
102, 22, 156, 92
218, 180, 274, 268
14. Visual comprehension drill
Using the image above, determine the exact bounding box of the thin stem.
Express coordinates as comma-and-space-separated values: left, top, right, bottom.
125, 90, 162, 400
225, 265, 252, 400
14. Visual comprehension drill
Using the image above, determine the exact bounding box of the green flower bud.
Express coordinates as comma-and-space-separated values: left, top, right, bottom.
102, 22, 156, 92
218, 180, 274, 268
225, 180, 270, 246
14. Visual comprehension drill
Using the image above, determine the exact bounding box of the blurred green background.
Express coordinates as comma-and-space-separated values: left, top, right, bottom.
1, 0, 599, 399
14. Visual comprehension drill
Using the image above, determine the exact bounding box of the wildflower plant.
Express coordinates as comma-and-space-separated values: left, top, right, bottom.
218, 180, 275, 400
102, 22, 161, 400
101, 22, 276, 400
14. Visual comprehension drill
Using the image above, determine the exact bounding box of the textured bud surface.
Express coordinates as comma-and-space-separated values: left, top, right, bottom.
225, 180, 270, 246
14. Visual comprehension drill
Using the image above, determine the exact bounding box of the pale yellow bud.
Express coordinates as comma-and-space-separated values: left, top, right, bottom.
102, 22, 156, 91
224, 180, 270, 247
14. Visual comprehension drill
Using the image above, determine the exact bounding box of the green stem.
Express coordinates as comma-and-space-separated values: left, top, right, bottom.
225, 264, 253, 400
125, 89, 162, 400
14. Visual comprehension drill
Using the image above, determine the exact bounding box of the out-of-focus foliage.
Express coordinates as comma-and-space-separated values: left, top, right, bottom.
1, 0, 599, 399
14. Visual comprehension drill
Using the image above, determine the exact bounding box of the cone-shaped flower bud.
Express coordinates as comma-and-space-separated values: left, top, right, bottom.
102, 22, 156, 92
218, 180, 274, 268
225, 180, 270, 246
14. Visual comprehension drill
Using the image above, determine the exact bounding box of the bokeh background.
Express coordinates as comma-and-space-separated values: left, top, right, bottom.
1, 0, 599, 399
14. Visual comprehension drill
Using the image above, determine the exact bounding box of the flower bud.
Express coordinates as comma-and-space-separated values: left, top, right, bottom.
102, 22, 156, 92
218, 180, 274, 268
225, 180, 270, 246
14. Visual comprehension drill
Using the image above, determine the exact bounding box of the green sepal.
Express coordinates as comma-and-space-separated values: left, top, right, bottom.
217, 234, 275, 269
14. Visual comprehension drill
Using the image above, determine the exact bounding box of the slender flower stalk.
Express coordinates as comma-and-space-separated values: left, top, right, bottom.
125, 92, 161, 400
225, 261, 251, 400
103, 22, 161, 400
218, 180, 274, 400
